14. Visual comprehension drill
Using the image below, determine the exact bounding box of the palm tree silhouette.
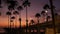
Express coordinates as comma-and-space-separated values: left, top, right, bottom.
13, 11, 19, 28
9, 16, 15, 34
43, 4, 50, 10
7, 0, 18, 6
29, 19, 35, 25
41, 11, 46, 16
35, 13, 41, 24
22, 0, 31, 24
7, 0, 18, 28
17, 6, 23, 28
7, 0, 18, 10
43, 0, 56, 34
10, 16, 15, 28
35, 13, 41, 34
17, 6, 23, 17
41, 10, 48, 23
22, 0, 31, 33
8, 5, 15, 11
6, 11, 11, 28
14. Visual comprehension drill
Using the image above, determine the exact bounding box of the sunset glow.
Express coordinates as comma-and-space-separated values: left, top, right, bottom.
0, 0, 60, 28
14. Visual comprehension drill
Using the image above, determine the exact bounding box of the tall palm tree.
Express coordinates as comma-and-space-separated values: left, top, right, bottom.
43, 0, 56, 34
13, 11, 19, 28
49, 0, 56, 34
22, 0, 30, 25
35, 13, 41, 34
7, 0, 18, 27
6, 11, 11, 28
10, 16, 15, 34
22, 0, 31, 33
17, 6, 23, 28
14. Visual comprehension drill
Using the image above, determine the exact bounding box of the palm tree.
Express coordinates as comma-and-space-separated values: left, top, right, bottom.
49, 0, 56, 34
17, 6, 23, 17
41, 10, 49, 34
7, 0, 18, 6
7, 0, 18, 11
43, 4, 50, 10
29, 19, 35, 25
41, 11, 46, 16
6, 11, 11, 28
22, 0, 30, 25
35, 13, 41, 34
22, 0, 31, 33
13, 11, 19, 28
10, 16, 15, 28
17, 6, 23, 28
8, 5, 14, 11
41, 10, 48, 22
43, 0, 56, 34
35, 13, 41, 24
10, 16, 15, 34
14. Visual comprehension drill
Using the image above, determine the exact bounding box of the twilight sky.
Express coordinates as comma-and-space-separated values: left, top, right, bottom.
0, 0, 60, 28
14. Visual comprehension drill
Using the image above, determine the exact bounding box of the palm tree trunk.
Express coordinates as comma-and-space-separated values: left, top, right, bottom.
19, 11, 22, 34
8, 16, 10, 28
26, 6, 28, 34
49, 0, 56, 34
37, 18, 40, 34
46, 13, 48, 24
9, 15, 12, 34
19, 18, 21, 25
8, 15, 11, 28
19, 11, 21, 29
15, 15, 17, 28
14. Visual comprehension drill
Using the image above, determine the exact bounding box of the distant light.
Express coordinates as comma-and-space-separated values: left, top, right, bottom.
45, 10, 48, 13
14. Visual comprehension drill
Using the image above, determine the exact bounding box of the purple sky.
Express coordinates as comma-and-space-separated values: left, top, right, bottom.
0, 0, 60, 27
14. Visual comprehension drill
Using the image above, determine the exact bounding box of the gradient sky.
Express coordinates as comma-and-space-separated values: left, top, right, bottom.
0, 0, 60, 28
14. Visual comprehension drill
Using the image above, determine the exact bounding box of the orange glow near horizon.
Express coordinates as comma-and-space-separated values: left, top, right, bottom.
0, 15, 46, 28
